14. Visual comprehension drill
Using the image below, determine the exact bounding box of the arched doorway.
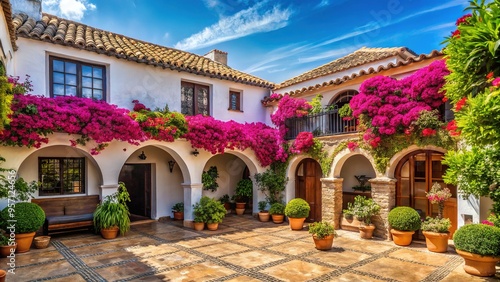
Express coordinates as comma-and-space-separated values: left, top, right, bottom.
395, 150, 457, 237
295, 158, 322, 222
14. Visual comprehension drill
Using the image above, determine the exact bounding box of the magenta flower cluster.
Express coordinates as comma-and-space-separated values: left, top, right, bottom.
290, 131, 314, 154
183, 115, 286, 166
271, 94, 312, 137
0, 95, 145, 154
350, 60, 449, 146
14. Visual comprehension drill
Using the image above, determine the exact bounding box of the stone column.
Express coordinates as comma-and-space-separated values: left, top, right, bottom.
321, 178, 343, 229
182, 183, 203, 228
369, 177, 397, 240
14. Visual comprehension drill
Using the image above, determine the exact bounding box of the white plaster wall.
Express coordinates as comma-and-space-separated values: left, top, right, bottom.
339, 155, 376, 192
201, 154, 247, 201
0, 7, 15, 74
13, 38, 269, 124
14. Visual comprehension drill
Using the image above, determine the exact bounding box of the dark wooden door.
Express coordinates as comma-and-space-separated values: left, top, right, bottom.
296, 159, 322, 222
396, 150, 457, 238
119, 164, 151, 218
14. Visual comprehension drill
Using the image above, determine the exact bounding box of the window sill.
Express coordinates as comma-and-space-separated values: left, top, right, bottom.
228, 109, 244, 113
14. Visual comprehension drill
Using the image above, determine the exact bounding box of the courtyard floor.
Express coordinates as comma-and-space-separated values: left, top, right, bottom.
1, 214, 499, 282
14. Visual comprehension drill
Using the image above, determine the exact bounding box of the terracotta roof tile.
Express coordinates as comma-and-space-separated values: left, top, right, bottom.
1, 0, 17, 50
274, 47, 418, 90
13, 12, 274, 88
263, 49, 443, 105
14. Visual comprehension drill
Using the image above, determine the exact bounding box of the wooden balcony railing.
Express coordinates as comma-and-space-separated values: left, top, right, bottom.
284, 110, 357, 140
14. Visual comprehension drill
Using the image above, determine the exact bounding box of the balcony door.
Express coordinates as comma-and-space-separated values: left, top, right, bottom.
395, 150, 457, 238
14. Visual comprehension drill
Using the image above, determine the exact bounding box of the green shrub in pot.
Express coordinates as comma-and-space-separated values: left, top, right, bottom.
284, 198, 310, 218
387, 206, 421, 231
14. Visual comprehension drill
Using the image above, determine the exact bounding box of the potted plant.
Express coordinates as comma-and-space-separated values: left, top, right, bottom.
202, 166, 219, 192
269, 202, 285, 224
351, 195, 380, 239
93, 182, 131, 239
0, 202, 45, 253
453, 224, 500, 277
308, 221, 337, 250
0, 233, 16, 257
422, 183, 452, 253
258, 201, 270, 222
387, 206, 421, 246
284, 198, 310, 230
172, 202, 184, 220
219, 194, 231, 212
234, 179, 253, 215
193, 196, 226, 231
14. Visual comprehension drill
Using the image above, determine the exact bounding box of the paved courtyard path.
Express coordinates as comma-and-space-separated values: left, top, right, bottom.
1, 214, 498, 281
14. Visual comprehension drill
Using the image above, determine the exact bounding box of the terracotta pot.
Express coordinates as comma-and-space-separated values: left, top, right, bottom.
422, 231, 449, 253
0, 269, 5, 282
341, 215, 362, 232
0, 244, 16, 258
15, 232, 36, 253
312, 234, 334, 250
258, 211, 270, 222
224, 203, 231, 211
235, 208, 245, 215
173, 211, 184, 220
456, 249, 500, 277
100, 226, 119, 239
390, 229, 415, 246
236, 202, 246, 209
289, 217, 306, 231
271, 214, 284, 224
359, 224, 375, 239
207, 223, 219, 231
34, 236, 51, 249
193, 222, 205, 231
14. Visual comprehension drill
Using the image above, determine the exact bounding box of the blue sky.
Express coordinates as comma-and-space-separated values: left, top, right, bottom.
42, 0, 469, 84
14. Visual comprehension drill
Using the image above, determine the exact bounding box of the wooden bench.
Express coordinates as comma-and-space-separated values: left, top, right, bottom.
31, 195, 100, 235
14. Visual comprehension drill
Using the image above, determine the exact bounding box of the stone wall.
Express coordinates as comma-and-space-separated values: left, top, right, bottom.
321, 178, 343, 229
369, 177, 396, 240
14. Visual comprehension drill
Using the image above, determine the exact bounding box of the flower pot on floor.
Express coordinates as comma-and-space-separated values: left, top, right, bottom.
193, 222, 205, 231
456, 249, 500, 277
422, 231, 449, 253
15, 232, 36, 253
258, 211, 270, 222
359, 224, 375, 239
173, 211, 184, 220
0, 244, 16, 258
0, 269, 6, 282
390, 229, 415, 246
289, 217, 306, 231
312, 234, 334, 250
235, 202, 245, 215
271, 214, 284, 224
34, 236, 51, 249
207, 223, 219, 231
100, 226, 119, 239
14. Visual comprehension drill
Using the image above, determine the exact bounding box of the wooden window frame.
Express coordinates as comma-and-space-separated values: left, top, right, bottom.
49, 56, 106, 100
38, 157, 86, 196
228, 90, 242, 112
181, 81, 210, 116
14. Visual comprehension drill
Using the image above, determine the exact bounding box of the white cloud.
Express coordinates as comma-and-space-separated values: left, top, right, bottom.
315, 0, 329, 9
174, 3, 292, 50
42, 0, 96, 21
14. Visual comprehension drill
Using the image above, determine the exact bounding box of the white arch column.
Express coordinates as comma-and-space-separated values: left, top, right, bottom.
182, 183, 203, 228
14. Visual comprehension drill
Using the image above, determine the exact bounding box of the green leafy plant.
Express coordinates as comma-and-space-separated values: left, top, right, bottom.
284, 198, 310, 218
387, 206, 421, 231
338, 104, 353, 119
350, 195, 380, 225
258, 201, 268, 212
0, 233, 9, 246
0, 157, 38, 202
93, 182, 131, 235
193, 196, 226, 224
0, 202, 45, 233
453, 224, 500, 257
421, 216, 451, 233
219, 194, 230, 204
308, 221, 336, 239
309, 94, 324, 114
202, 166, 219, 192
234, 178, 253, 203
255, 162, 287, 205
269, 202, 285, 215
172, 202, 184, 213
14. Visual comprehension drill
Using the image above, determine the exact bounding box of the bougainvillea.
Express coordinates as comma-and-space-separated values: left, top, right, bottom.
350, 59, 449, 148
130, 102, 187, 142
290, 131, 314, 154
271, 94, 312, 137
0, 95, 145, 153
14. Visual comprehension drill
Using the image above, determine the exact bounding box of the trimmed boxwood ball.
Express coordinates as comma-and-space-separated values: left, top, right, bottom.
285, 198, 310, 218
1, 202, 46, 233
453, 224, 500, 257
388, 206, 421, 231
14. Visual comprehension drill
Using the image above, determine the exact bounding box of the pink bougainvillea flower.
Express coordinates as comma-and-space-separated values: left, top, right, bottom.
347, 141, 358, 151
492, 77, 500, 87
455, 14, 472, 26
451, 30, 460, 38
446, 120, 460, 136
421, 128, 436, 137
481, 220, 494, 226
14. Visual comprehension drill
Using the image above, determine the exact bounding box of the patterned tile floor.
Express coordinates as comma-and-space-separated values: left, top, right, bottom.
1, 214, 499, 281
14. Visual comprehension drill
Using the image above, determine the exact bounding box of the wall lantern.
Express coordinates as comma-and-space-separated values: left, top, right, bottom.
138, 151, 147, 160
168, 160, 176, 173
191, 149, 199, 157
